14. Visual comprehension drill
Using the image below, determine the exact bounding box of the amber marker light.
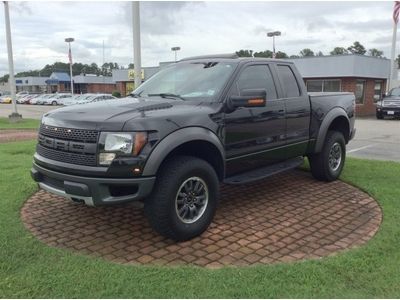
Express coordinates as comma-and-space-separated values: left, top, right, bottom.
248, 98, 265, 105
133, 132, 148, 156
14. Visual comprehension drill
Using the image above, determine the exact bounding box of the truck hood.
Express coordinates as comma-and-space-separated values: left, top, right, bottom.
41, 97, 222, 131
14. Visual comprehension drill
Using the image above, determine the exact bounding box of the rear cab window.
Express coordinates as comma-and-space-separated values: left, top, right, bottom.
277, 65, 301, 98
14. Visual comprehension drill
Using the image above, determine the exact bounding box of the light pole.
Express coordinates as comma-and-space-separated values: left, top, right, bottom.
267, 31, 281, 58
132, 1, 142, 89
65, 37, 74, 94
3, 1, 21, 121
171, 46, 181, 62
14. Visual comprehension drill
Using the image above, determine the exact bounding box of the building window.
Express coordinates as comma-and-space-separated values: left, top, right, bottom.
306, 79, 341, 92
374, 81, 383, 102
355, 80, 366, 104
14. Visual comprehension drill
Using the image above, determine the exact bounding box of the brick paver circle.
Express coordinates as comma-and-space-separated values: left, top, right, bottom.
21, 170, 382, 268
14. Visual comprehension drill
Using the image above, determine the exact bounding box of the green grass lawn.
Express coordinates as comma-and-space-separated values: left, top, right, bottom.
0, 140, 399, 298
0, 117, 40, 130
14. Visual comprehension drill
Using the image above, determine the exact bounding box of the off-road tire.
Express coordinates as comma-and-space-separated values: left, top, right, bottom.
144, 155, 219, 241
308, 130, 346, 182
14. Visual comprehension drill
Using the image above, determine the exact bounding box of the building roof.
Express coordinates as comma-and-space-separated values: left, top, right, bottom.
287, 54, 390, 79
73, 74, 114, 84
49, 72, 70, 82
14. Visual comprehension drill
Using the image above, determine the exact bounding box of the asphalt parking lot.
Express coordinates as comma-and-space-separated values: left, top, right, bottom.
1, 104, 399, 162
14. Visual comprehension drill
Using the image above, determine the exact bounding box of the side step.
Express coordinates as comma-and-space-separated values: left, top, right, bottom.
224, 157, 304, 185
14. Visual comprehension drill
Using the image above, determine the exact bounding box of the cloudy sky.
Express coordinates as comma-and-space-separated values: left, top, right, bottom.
0, 1, 397, 76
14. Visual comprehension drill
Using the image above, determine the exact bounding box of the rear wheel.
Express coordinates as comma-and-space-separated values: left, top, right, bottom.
308, 130, 346, 182
51, 101, 57, 106
144, 155, 219, 241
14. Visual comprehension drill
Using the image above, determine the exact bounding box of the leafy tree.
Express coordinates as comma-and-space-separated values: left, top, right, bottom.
254, 50, 273, 58
330, 47, 349, 55
275, 51, 289, 59
128, 63, 135, 69
368, 48, 384, 58
299, 48, 315, 57
0, 74, 9, 83
235, 49, 253, 57
289, 55, 300, 59
347, 41, 366, 55
316, 51, 324, 57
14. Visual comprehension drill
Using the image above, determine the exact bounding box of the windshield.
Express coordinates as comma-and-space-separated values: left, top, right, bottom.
389, 88, 400, 97
132, 61, 238, 101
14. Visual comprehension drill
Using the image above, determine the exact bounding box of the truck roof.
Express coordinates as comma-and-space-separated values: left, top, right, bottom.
179, 53, 293, 64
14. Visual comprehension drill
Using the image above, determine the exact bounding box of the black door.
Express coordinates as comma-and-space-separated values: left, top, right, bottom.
275, 64, 311, 158
224, 63, 286, 176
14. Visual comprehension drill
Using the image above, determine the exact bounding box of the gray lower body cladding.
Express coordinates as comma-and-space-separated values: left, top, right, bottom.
31, 162, 155, 206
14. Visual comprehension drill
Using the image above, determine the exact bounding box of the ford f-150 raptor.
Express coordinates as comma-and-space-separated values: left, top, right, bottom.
31, 54, 356, 241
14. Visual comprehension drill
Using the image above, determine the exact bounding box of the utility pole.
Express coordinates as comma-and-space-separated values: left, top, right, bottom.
132, 1, 142, 89
267, 31, 281, 59
3, 1, 21, 121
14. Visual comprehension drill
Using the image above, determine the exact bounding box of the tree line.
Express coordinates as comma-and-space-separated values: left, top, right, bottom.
0, 61, 135, 83
236, 41, 385, 59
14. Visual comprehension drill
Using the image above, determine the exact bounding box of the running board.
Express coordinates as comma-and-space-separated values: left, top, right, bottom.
224, 157, 304, 185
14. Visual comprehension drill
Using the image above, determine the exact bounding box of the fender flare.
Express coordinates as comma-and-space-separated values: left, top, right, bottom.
142, 127, 225, 176
315, 107, 350, 153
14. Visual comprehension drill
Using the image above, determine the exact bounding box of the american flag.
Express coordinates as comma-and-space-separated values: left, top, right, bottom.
393, 1, 400, 24
68, 47, 72, 64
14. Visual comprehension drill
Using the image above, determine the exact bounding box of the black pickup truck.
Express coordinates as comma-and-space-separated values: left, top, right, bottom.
31, 54, 356, 241
376, 87, 400, 119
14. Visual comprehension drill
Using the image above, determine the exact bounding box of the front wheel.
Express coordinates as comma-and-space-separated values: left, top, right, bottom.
308, 130, 346, 182
51, 101, 57, 106
144, 155, 219, 241
376, 112, 384, 119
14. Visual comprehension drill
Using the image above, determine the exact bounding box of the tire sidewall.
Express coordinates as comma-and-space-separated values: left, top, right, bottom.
324, 131, 346, 181
168, 162, 218, 238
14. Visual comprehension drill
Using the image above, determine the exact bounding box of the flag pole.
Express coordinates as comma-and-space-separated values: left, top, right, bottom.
389, 20, 397, 92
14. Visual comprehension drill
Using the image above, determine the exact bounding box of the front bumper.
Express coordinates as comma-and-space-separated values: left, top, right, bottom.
31, 161, 156, 206
376, 107, 400, 116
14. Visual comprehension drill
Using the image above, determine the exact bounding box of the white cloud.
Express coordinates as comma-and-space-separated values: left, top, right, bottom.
0, 1, 396, 76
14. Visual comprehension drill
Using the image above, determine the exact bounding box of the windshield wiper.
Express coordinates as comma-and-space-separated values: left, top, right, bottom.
129, 91, 143, 98
148, 93, 186, 101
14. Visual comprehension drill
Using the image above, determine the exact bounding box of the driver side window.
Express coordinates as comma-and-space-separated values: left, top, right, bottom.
236, 65, 277, 100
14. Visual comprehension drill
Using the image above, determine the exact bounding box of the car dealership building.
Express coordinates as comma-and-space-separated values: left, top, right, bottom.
288, 54, 390, 116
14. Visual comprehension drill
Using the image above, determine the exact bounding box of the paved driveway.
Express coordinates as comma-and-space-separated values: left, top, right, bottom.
0, 104, 56, 119
348, 118, 400, 162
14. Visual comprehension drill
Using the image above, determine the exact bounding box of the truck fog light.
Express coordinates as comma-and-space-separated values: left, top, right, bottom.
99, 153, 116, 165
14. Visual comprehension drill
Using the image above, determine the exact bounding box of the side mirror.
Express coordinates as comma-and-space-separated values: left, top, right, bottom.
228, 89, 267, 109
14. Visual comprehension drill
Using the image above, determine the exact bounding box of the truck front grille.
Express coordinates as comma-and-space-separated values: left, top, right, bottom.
39, 124, 98, 143
37, 144, 97, 166
37, 125, 99, 166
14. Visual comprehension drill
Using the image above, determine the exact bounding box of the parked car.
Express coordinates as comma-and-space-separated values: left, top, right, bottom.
31, 54, 356, 241
64, 94, 116, 106
0, 95, 12, 104
376, 87, 400, 119
41, 93, 72, 106
32, 94, 54, 105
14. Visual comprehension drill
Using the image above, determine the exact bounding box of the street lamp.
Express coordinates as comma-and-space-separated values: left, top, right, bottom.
267, 31, 281, 58
171, 46, 181, 62
65, 37, 74, 94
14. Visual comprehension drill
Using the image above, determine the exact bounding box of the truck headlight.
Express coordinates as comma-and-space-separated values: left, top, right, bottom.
99, 132, 148, 165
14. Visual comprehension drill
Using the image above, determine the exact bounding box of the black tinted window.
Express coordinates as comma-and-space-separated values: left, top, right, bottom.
237, 65, 277, 100
277, 65, 300, 98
